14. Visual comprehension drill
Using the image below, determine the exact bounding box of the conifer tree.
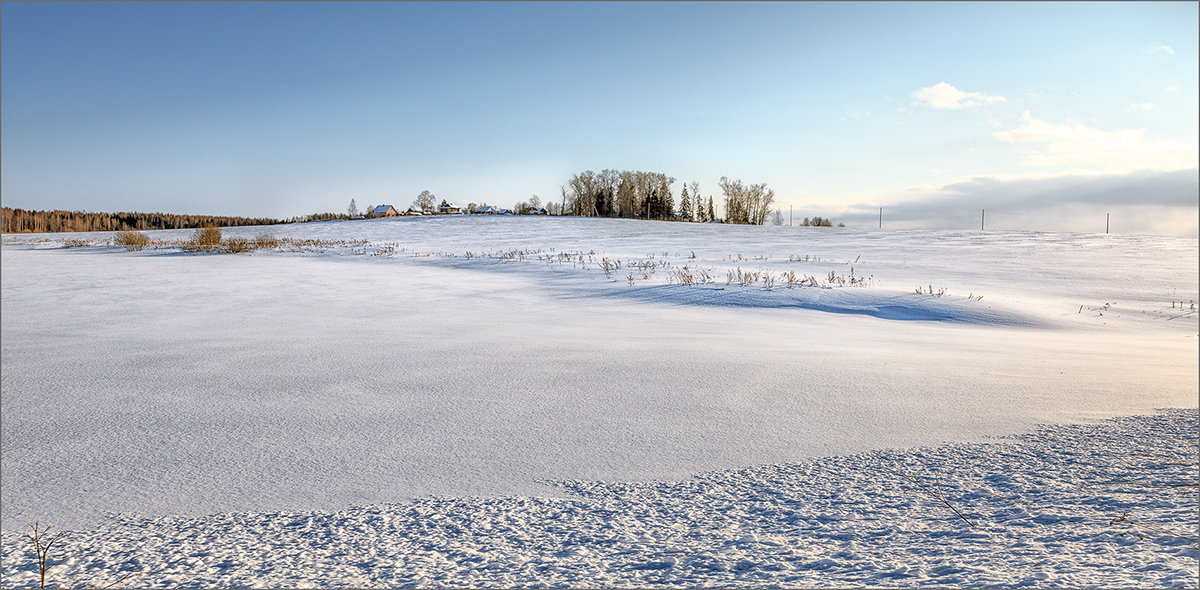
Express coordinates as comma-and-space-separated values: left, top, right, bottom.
658, 175, 675, 218
707, 196, 716, 222
680, 184, 692, 221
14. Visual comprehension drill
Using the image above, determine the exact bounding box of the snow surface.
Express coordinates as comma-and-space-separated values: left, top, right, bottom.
2, 411, 1196, 588
2, 216, 1197, 586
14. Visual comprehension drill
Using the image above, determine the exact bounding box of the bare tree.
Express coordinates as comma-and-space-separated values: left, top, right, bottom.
566, 171, 594, 216
720, 177, 746, 224
719, 177, 775, 225
617, 171, 636, 217
412, 190, 436, 212
751, 185, 776, 225
348, 199, 358, 217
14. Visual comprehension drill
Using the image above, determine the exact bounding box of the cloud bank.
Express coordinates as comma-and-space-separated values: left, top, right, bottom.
833, 169, 1199, 237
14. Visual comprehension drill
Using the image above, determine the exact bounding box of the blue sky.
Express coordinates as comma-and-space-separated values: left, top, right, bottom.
3, 2, 1197, 235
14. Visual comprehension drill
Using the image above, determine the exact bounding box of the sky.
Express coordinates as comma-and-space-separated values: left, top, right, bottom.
2, 2, 1197, 235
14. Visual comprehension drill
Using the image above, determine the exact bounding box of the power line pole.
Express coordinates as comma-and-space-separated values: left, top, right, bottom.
1106, 213, 1110, 234
789, 205, 792, 226
981, 209, 985, 231
879, 207, 882, 229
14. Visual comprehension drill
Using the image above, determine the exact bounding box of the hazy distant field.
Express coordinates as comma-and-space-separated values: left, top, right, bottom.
3, 216, 1197, 587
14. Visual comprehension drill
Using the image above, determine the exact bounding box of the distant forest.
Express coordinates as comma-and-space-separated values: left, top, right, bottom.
1, 207, 342, 234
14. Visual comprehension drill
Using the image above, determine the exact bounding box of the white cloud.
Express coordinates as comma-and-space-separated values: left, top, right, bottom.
911, 82, 1006, 110
1146, 44, 1175, 55
1123, 102, 1155, 112
993, 111, 1197, 172
1162, 85, 1179, 94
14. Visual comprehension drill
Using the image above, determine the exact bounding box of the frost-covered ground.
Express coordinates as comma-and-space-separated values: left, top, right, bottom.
2, 216, 1197, 587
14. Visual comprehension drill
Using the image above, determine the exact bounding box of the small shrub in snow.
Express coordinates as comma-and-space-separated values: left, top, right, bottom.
192, 226, 222, 246
24, 522, 74, 589
112, 231, 149, 251
23, 521, 143, 589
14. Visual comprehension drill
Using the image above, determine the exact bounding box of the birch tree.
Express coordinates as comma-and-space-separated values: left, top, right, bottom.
719, 177, 775, 225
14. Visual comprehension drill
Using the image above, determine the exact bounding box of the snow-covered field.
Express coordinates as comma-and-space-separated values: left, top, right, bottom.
2, 216, 1197, 587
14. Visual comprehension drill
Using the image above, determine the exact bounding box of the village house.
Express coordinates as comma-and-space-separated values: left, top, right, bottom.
371, 204, 399, 218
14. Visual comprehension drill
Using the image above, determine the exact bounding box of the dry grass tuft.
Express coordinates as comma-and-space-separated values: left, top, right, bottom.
252, 233, 279, 249
668, 266, 713, 285
224, 237, 250, 253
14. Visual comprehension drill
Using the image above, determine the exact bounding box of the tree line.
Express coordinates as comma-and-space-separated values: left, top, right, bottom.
2, 207, 290, 234
4, 181, 838, 233
558, 169, 779, 225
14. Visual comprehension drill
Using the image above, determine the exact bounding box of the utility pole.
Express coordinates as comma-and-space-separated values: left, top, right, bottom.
879, 207, 882, 229
1106, 213, 1110, 234
789, 205, 792, 226
981, 209, 985, 231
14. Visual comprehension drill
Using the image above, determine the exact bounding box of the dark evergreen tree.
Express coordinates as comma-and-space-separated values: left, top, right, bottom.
594, 189, 610, 217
